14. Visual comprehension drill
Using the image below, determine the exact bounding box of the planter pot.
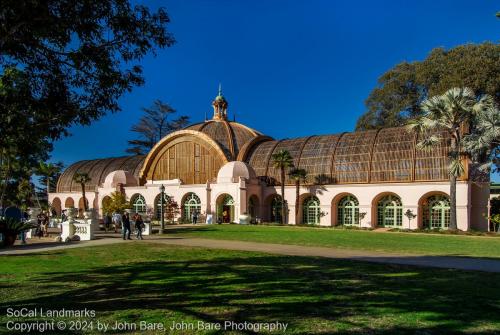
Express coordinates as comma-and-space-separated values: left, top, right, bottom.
3, 233, 17, 247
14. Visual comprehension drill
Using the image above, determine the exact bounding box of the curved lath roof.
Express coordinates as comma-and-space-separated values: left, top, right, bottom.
186, 120, 262, 160
243, 127, 453, 185
56, 155, 145, 193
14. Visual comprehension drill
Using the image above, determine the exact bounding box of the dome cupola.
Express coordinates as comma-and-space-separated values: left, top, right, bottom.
212, 84, 228, 120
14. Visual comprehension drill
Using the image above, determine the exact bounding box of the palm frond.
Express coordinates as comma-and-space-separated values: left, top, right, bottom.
448, 158, 465, 178
416, 135, 439, 150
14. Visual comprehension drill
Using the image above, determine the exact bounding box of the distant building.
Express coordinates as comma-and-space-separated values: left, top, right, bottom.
49, 89, 490, 231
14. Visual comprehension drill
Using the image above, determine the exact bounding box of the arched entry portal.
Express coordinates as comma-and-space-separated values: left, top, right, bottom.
248, 195, 260, 223
216, 194, 234, 223
52, 197, 62, 216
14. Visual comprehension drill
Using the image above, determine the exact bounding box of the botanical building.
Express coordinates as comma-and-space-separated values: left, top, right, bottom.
50, 90, 490, 231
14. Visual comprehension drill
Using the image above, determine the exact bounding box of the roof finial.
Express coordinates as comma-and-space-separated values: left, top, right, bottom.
218, 83, 222, 97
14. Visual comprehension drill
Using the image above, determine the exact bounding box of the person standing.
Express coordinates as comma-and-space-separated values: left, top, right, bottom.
135, 213, 144, 240
103, 213, 111, 232
112, 212, 121, 233
122, 212, 131, 240
192, 210, 198, 224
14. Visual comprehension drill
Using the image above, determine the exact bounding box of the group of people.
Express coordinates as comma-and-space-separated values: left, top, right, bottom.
103, 212, 145, 240
35, 211, 50, 238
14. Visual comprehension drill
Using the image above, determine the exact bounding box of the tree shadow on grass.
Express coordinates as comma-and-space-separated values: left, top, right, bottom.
1, 248, 500, 334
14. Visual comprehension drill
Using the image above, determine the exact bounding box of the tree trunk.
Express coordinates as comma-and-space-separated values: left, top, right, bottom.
449, 174, 458, 230
81, 183, 88, 211
281, 167, 285, 225
295, 180, 299, 223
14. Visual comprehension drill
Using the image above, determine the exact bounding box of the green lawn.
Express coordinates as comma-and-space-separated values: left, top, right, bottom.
1, 243, 499, 334
167, 224, 500, 258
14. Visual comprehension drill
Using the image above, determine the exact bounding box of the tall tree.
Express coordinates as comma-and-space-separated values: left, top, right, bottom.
36, 162, 63, 194
357, 43, 500, 130
1, 1, 174, 206
289, 168, 307, 222
271, 150, 294, 224
72, 172, 91, 211
126, 100, 190, 155
407, 88, 493, 230
464, 101, 500, 172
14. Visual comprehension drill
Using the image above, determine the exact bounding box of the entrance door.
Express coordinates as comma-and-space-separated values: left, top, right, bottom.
222, 205, 231, 223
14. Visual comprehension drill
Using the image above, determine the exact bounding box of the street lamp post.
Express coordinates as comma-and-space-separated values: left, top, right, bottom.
404, 209, 416, 230
160, 184, 165, 233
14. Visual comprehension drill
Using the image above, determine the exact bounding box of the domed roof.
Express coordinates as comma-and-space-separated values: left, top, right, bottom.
56, 155, 145, 193
187, 120, 263, 160
103, 170, 138, 188
217, 161, 256, 183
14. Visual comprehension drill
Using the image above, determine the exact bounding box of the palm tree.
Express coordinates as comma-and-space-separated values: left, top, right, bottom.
289, 168, 307, 223
73, 172, 91, 211
37, 162, 63, 195
271, 150, 294, 224
464, 102, 500, 172
407, 87, 493, 230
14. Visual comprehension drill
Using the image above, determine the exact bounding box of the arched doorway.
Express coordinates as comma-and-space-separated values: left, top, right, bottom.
52, 197, 62, 216
130, 194, 147, 214
376, 194, 403, 228
337, 195, 359, 226
64, 197, 74, 209
216, 194, 234, 223
248, 195, 260, 223
269, 195, 283, 223
182, 193, 201, 223
303, 196, 321, 225
422, 194, 450, 229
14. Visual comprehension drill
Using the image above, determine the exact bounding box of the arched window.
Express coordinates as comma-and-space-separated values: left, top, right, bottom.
131, 194, 147, 214
155, 193, 169, 220
377, 195, 403, 227
337, 195, 359, 226
423, 195, 450, 229
182, 193, 201, 222
270, 196, 282, 223
303, 196, 321, 224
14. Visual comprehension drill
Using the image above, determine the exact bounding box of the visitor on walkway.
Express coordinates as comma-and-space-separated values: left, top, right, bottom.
103, 213, 111, 232
192, 210, 198, 224
61, 210, 67, 223
112, 212, 121, 233
134, 213, 144, 240
122, 212, 131, 240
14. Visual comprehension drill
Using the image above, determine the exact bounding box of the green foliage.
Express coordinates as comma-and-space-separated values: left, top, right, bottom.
0, 1, 174, 206
36, 161, 63, 193
126, 100, 190, 155
0, 217, 36, 235
102, 191, 131, 214
357, 43, 500, 130
271, 150, 294, 171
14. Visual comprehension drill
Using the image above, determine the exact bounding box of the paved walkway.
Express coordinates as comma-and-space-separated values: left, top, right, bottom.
2, 234, 500, 273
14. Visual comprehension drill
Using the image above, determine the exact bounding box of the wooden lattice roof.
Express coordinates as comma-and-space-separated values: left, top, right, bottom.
56, 155, 145, 193
243, 126, 454, 185
187, 120, 262, 160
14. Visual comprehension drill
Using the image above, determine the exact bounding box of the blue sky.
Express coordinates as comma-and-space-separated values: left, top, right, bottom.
51, 0, 499, 178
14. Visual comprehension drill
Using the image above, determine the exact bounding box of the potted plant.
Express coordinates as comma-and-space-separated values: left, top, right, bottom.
0, 218, 37, 247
